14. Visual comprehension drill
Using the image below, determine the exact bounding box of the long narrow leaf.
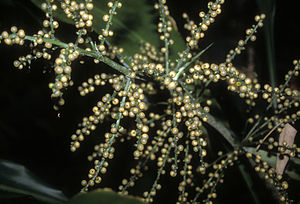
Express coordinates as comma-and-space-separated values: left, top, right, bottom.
0, 160, 68, 204
68, 188, 146, 204
256, 0, 277, 108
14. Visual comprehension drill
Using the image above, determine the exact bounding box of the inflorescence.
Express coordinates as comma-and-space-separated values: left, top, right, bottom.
1, 0, 299, 203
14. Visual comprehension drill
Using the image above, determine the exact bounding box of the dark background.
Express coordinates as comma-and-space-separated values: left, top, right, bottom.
0, 0, 299, 203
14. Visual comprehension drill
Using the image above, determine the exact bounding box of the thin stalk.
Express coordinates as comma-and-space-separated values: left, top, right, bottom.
7, 34, 131, 75
175, 0, 222, 71
180, 144, 189, 203
242, 117, 262, 144
45, 0, 56, 38
158, 0, 170, 74
174, 43, 213, 81
147, 144, 172, 201
179, 80, 238, 148
255, 121, 283, 151
226, 19, 264, 63
81, 78, 131, 192
99, 0, 120, 45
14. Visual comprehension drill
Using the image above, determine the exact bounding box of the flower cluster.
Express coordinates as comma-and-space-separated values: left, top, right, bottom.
1, 0, 299, 203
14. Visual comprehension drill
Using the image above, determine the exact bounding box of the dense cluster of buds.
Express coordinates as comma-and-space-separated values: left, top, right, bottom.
1, 0, 299, 203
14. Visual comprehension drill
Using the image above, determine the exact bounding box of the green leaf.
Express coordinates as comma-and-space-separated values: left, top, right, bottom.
292, 158, 300, 166
0, 160, 68, 204
286, 171, 300, 181
30, 0, 185, 58
256, 0, 277, 108
244, 147, 276, 167
244, 147, 300, 181
68, 188, 146, 204
167, 15, 186, 60
238, 164, 261, 204
207, 113, 238, 148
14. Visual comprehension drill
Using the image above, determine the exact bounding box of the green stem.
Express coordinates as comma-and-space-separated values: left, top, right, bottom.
179, 81, 238, 148
175, 46, 190, 71
175, 0, 221, 71
147, 144, 172, 201
81, 78, 131, 192
227, 19, 263, 63
158, 0, 170, 75
242, 118, 272, 145
122, 141, 160, 192
45, 0, 55, 38
174, 43, 213, 81
242, 117, 262, 144
180, 144, 189, 203
100, 0, 120, 45
18, 35, 131, 75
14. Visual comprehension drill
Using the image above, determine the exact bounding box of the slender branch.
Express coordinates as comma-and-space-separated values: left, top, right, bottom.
4, 34, 131, 75
174, 43, 213, 81
158, 0, 170, 74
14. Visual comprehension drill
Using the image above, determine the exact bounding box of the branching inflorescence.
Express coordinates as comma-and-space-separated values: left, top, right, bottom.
1, 0, 299, 203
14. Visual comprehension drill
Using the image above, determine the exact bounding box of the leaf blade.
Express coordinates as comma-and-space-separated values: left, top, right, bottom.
0, 160, 68, 204
68, 188, 146, 204
243, 147, 300, 181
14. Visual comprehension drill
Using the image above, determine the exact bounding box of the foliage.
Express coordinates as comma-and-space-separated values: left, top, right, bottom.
68, 188, 146, 204
0, 160, 68, 204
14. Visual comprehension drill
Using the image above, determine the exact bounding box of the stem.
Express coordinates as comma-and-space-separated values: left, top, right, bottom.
255, 121, 282, 151
179, 81, 238, 148
81, 78, 131, 192
226, 19, 263, 63
18, 34, 131, 75
175, 0, 222, 71
242, 117, 262, 144
242, 118, 272, 145
174, 43, 213, 81
45, 0, 55, 38
158, 0, 170, 75
100, 0, 120, 45
175, 46, 190, 71
122, 141, 160, 193
147, 144, 172, 201
180, 144, 189, 203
